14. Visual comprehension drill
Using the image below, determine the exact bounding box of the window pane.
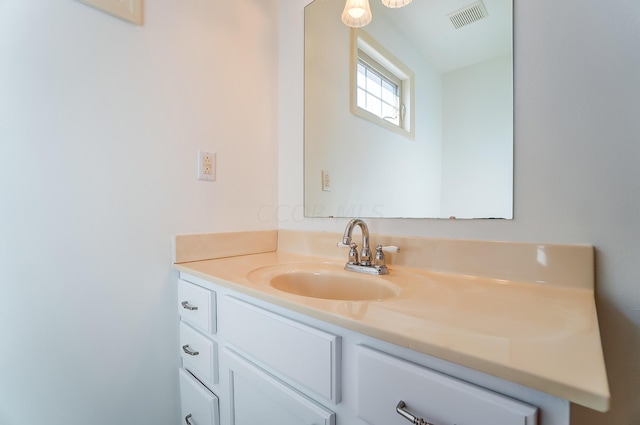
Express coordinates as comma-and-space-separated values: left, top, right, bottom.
366, 93, 381, 116
381, 103, 399, 124
355, 52, 409, 132
351, 44, 413, 131
357, 64, 366, 89
366, 72, 382, 97
381, 79, 394, 93
357, 88, 366, 108
381, 80, 397, 105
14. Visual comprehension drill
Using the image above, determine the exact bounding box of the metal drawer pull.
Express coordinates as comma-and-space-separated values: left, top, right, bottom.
396, 401, 435, 425
181, 301, 198, 311
185, 413, 193, 425
182, 344, 199, 356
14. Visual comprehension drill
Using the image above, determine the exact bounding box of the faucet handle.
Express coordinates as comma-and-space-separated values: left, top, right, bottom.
347, 243, 359, 265
338, 241, 360, 265
374, 245, 386, 267
379, 245, 400, 253
374, 245, 400, 264
374, 245, 400, 269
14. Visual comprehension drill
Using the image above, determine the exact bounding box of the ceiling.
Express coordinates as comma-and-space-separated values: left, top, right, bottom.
369, 0, 512, 73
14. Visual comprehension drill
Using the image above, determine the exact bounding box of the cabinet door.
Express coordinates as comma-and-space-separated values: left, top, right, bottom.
224, 296, 340, 403
226, 349, 335, 425
357, 346, 537, 425
179, 368, 220, 425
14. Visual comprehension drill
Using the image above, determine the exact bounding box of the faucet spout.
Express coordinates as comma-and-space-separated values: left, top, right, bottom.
342, 219, 371, 266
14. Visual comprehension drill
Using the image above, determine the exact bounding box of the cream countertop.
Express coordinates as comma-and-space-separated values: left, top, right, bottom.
174, 246, 609, 413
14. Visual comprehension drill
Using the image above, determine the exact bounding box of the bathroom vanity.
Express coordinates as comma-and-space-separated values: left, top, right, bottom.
172, 229, 609, 425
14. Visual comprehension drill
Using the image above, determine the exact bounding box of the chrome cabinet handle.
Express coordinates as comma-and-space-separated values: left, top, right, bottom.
181, 301, 198, 311
182, 344, 199, 356
185, 413, 193, 425
396, 401, 435, 425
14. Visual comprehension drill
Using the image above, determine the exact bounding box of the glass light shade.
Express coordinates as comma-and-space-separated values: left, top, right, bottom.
341, 0, 373, 27
381, 0, 413, 8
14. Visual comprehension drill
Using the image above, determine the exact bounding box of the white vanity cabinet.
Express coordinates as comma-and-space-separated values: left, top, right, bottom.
177, 272, 570, 425
177, 275, 338, 425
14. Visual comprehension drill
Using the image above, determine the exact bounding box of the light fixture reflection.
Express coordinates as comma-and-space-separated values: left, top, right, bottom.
342, 0, 412, 28
381, 0, 413, 8
341, 0, 373, 28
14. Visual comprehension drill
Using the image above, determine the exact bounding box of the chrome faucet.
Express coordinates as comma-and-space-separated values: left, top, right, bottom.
340, 219, 395, 275
342, 218, 372, 266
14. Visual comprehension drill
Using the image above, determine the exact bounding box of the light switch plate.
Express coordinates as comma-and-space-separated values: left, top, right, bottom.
322, 170, 331, 191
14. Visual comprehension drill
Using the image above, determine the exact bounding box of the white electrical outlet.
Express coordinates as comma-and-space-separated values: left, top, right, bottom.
198, 150, 216, 181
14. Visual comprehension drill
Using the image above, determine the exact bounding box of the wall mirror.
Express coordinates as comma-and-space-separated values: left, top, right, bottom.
304, 0, 513, 219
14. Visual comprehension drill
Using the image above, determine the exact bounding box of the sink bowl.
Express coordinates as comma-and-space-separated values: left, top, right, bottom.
247, 263, 401, 301
270, 271, 399, 301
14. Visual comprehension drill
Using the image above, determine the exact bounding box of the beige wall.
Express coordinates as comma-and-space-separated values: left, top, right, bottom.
279, 0, 640, 424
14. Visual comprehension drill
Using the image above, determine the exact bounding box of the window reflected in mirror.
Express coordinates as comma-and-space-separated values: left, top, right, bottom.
352, 29, 414, 138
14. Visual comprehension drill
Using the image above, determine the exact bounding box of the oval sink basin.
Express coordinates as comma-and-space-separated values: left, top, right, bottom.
247, 263, 401, 301
270, 271, 399, 301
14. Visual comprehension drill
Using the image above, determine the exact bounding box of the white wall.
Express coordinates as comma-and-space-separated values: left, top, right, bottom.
279, 0, 640, 424
0, 0, 278, 424
441, 55, 513, 218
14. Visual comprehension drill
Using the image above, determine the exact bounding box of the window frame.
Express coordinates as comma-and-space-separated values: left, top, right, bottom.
350, 28, 415, 140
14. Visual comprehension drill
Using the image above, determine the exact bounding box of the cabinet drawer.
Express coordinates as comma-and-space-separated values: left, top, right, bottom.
223, 296, 341, 403
180, 322, 218, 388
226, 349, 335, 425
178, 280, 216, 334
357, 347, 537, 425
179, 368, 220, 425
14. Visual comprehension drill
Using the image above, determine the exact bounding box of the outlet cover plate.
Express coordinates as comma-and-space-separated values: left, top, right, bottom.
198, 150, 216, 181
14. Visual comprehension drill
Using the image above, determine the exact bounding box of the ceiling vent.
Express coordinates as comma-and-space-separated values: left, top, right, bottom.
448, 1, 488, 29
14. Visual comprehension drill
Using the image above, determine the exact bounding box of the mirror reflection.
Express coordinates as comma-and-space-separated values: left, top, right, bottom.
304, 0, 513, 219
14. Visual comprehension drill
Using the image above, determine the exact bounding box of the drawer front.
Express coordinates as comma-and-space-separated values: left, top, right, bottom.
357, 347, 537, 425
223, 296, 341, 403
179, 368, 220, 425
178, 279, 216, 334
226, 349, 335, 425
180, 322, 218, 388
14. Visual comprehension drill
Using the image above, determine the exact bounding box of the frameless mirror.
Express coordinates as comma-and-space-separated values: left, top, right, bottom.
304, 0, 513, 219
